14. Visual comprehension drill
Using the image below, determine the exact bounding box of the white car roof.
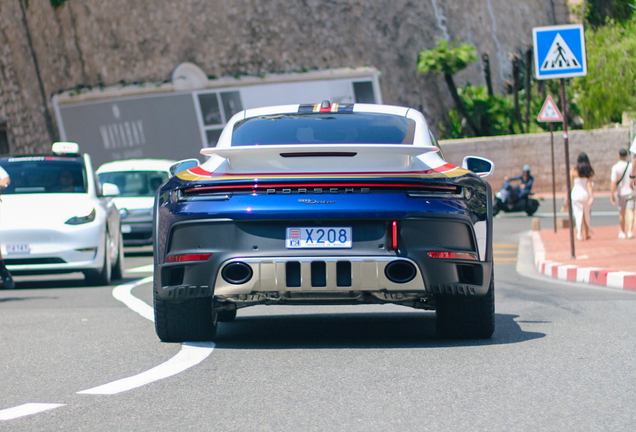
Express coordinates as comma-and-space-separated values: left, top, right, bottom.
213, 103, 433, 150
96, 159, 175, 174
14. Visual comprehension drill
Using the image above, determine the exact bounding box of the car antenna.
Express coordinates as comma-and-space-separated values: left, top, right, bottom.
321, 100, 330, 108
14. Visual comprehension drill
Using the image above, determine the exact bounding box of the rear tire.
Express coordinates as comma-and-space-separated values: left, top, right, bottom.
435, 269, 495, 339
525, 200, 539, 216
217, 308, 237, 322
153, 277, 217, 342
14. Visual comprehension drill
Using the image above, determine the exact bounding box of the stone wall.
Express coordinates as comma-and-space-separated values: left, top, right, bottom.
0, 0, 567, 154
440, 128, 632, 193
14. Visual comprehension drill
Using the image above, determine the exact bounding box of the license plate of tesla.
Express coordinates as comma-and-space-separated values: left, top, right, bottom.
6, 243, 30, 254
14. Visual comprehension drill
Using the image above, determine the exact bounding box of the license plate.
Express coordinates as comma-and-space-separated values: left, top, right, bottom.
286, 227, 352, 249
121, 225, 132, 233
6, 243, 30, 254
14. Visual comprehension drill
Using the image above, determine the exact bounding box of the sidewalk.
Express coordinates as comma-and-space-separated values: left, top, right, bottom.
532, 225, 636, 291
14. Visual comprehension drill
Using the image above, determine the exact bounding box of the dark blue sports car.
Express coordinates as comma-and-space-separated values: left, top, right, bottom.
153, 102, 495, 342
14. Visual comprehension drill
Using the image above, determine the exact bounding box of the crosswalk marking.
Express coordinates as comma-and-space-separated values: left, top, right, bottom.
493, 242, 518, 264
494, 243, 518, 248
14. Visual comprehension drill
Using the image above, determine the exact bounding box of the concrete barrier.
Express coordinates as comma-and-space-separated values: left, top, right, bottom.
440, 127, 631, 194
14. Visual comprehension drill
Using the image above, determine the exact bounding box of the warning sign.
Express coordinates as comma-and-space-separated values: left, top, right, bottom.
537, 95, 563, 122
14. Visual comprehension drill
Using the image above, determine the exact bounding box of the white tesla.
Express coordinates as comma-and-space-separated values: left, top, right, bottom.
0, 142, 124, 286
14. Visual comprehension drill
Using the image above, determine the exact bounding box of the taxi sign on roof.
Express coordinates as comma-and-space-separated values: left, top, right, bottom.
52, 142, 79, 155
533, 24, 587, 80
537, 95, 563, 122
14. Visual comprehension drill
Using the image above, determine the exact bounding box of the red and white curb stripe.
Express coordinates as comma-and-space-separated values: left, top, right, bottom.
532, 232, 636, 291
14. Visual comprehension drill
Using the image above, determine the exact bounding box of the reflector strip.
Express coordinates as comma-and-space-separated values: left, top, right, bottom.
392, 221, 398, 250
165, 254, 211, 263
427, 251, 478, 261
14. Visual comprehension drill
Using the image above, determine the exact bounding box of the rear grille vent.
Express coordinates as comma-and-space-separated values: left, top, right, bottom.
285, 260, 352, 288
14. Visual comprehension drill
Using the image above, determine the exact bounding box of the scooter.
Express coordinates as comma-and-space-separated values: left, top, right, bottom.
493, 181, 540, 216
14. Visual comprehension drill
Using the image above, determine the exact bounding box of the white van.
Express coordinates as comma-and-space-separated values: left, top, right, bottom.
97, 159, 175, 247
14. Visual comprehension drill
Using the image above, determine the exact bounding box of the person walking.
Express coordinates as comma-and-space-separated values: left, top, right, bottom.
566, 152, 594, 241
0, 165, 14, 289
610, 148, 634, 239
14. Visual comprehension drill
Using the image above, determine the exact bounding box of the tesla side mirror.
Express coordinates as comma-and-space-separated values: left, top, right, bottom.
462, 156, 494, 178
170, 158, 200, 176
101, 182, 121, 197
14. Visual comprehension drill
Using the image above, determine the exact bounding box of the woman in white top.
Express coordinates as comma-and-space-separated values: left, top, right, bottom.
566, 152, 595, 241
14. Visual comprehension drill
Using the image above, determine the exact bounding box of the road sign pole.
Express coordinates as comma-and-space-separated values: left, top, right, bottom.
560, 78, 576, 258
550, 122, 556, 233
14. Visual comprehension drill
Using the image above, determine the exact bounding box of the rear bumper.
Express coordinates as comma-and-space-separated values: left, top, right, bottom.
154, 217, 492, 302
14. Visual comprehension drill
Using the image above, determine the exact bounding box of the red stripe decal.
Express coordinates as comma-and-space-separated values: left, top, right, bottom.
189, 166, 213, 176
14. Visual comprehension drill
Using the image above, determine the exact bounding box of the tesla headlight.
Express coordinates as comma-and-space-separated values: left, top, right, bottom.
65, 208, 96, 225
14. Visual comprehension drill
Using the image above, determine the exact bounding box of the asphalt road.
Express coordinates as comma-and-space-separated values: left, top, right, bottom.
1, 198, 635, 431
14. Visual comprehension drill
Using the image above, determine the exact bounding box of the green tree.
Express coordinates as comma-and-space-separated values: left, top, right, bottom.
584, 0, 635, 27
417, 39, 479, 136
572, 18, 636, 128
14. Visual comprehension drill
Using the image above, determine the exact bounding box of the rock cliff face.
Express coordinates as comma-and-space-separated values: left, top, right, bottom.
0, 0, 568, 154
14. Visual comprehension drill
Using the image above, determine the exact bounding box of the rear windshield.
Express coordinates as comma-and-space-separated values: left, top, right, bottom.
98, 171, 169, 197
231, 112, 416, 146
0, 157, 87, 194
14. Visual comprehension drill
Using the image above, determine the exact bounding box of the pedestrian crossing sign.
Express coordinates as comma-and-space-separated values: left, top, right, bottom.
533, 24, 587, 80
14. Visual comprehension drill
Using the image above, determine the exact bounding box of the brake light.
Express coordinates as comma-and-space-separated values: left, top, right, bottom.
392, 221, 398, 250
387, 221, 398, 251
427, 251, 478, 261
165, 254, 211, 263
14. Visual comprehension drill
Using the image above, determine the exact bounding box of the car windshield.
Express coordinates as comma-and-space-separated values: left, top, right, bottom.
0, 157, 87, 194
231, 112, 416, 146
98, 170, 169, 197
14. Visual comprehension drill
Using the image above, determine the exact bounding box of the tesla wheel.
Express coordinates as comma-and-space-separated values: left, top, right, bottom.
84, 233, 112, 286
217, 309, 237, 322
435, 269, 495, 339
153, 277, 217, 342
111, 232, 124, 280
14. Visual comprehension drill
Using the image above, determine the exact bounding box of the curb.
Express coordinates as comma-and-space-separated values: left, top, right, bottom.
531, 231, 636, 291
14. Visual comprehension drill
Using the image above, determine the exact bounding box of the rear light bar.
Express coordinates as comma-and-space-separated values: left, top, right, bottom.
165, 253, 211, 264
182, 182, 461, 195
427, 251, 478, 261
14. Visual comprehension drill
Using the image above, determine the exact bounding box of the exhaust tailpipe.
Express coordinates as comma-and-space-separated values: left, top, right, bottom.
221, 262, 253, 285
384, 260, 417, 284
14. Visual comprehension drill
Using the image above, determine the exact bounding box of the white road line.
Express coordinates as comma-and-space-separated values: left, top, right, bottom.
126, 264, 154, 273
0, 403, 65, 421
76, 276, 215, 395
112, 276, 154, 322
77, 342, 215, 395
